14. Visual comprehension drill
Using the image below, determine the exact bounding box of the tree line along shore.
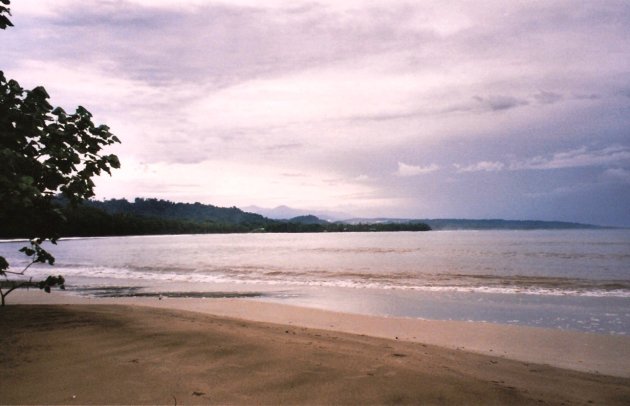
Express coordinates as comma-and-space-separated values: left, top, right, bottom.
0, 197, 432, 239
2, 196, 607, 240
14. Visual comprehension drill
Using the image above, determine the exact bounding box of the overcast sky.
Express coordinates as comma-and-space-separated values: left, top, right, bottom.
3, 0, 630, 225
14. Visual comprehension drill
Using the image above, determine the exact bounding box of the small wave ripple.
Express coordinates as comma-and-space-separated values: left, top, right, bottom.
26, 264, 630, 298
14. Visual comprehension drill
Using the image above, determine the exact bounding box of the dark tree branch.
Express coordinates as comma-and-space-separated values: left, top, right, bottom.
2, 260, 37, 276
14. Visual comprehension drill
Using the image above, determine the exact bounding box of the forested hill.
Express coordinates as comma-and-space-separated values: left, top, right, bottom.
87, 198, 269, 226
0, 198, 431, 238
0, 198, 274, 238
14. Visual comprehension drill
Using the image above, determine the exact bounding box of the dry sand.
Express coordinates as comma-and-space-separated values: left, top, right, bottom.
1, 294, 630, 405
9, 291, 630, 377
1, 305, 629, 405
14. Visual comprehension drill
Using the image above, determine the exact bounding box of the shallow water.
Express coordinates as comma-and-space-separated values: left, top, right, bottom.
2, 229, 629, 334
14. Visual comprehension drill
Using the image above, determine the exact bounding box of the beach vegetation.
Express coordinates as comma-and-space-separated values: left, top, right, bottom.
0, 0, 12, 29
0, 0, 120, 305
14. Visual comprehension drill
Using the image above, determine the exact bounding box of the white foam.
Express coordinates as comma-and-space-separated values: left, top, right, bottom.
32, 263, 630, 299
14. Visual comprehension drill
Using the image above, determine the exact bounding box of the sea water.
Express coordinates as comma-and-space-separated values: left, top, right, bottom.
1, 230, 629, 334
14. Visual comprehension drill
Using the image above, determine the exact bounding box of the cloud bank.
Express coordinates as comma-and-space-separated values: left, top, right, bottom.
3, 0, 630, 225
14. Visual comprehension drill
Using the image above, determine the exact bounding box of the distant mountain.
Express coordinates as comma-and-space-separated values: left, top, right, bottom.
340, 218, 608, 230
242, 205, 303, 219
243, 205, 350, 221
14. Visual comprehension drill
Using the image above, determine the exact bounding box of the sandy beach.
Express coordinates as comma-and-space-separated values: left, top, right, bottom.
1, 292, 629, 405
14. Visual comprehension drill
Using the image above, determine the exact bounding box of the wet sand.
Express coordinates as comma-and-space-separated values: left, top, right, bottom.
1, 299, 630, 404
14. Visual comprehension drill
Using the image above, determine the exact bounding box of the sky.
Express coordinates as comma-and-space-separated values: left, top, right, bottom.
2, 0, 630, 226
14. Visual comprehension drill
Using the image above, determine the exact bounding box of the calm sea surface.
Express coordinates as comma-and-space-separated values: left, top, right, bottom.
2, 230, 629, 334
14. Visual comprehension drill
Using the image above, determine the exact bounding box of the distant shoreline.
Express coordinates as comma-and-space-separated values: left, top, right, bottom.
1, 224, 620, 241
3, 197, 618, 239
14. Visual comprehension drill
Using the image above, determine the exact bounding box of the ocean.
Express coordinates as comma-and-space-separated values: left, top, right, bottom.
2, 229, 629, 335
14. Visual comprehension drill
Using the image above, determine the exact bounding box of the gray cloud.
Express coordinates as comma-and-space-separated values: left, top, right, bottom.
473, 95, 529, 111
265, 143, 304, 152
602, 167, 630, 184
534, 91, 563, 105
454, 146, 630, 175
455, 161, 505, 173
16, 2, 432, 89
396, 162, 439, 177
511, 146, 630, 171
